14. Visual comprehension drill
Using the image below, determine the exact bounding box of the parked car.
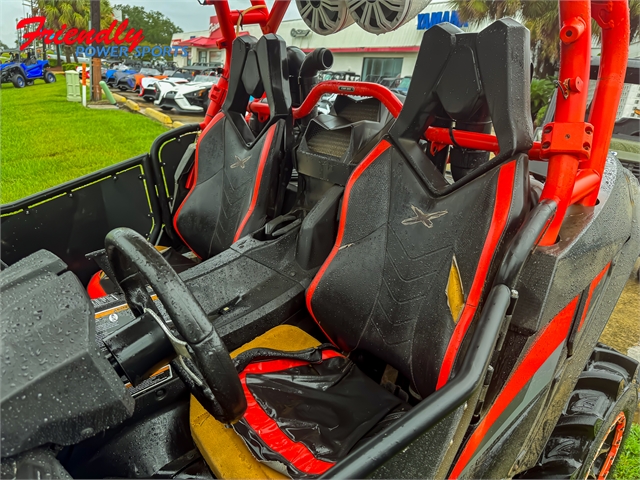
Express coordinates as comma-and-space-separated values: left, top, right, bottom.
154, 74, 220, 113
130, 68, 168, 92
140, 75, 189, 102
322, 70, 361, 81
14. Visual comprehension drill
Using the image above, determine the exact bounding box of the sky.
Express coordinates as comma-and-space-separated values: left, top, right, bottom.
1, 0, 301, 48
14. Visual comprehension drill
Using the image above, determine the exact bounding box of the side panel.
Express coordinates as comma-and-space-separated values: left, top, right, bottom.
0, 129, 197, 285
451, 157, 640, 478
1, 157, 154, 285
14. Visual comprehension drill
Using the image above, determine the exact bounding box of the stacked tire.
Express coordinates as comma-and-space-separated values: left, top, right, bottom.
522, 344, 639, 479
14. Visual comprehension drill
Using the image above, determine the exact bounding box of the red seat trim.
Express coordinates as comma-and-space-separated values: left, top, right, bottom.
436, 161, 517, 390
87, 271, 107, 299
234, 123, 278, 242
239, 350, 343, 475
305, 140, 392, 343
172, 112, 225, 258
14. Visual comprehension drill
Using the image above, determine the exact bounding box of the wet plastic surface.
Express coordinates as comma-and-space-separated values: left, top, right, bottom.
0, 250, 134, 458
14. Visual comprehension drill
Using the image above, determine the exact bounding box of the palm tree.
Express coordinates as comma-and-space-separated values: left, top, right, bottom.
449, 0, 640, 77
38, 0, 87, 63
37, 0, 113, 64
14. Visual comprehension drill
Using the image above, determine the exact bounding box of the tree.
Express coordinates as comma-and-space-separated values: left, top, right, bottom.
114, 4, 183, 46
0, 41, 9, 51
37, 0, 113, 63
449, 0, 640, 77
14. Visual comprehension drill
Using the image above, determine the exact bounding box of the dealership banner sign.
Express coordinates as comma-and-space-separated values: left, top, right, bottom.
16, 16, 186, 57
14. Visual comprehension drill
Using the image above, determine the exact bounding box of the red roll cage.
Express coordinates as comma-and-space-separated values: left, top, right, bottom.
201, 0, 630, 246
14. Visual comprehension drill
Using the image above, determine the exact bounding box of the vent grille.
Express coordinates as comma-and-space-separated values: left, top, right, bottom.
338, 100, 380, 123
620, 160, 640, 182
306, 123, 352, 158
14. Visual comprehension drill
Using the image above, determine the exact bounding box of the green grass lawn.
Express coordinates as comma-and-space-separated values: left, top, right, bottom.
614, 423, 640, 480
0, 76, 168, 203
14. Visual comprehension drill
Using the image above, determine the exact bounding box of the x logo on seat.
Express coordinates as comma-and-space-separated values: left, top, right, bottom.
401, 205, 448, 228
231, 155, 251, 169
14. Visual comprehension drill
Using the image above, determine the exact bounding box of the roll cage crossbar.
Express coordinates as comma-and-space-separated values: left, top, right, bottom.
201, 0, 629, 246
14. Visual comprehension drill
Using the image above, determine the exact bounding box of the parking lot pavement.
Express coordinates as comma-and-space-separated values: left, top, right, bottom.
115, 88, 205, 125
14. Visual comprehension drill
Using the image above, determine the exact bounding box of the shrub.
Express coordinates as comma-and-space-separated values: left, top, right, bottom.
531, 77, 556, 127
48, 59, 57, 67
62, 63, 79, 71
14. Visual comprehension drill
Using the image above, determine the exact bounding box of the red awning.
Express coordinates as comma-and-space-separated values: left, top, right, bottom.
190, 36, 220, 48
174, 30, 249, 49
174, 37, 199, 47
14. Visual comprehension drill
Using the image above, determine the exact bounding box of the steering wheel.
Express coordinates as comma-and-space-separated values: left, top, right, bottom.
103, 227, 246, 424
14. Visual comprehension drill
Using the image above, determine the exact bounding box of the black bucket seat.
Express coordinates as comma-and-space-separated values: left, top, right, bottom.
173, 33, 292, 259
89, 34, 293, 297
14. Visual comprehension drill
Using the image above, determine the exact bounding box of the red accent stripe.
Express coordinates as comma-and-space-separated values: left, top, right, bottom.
577, 262, 610, 331
449, 296, 580, 478
239, 350, 343, 475
233, 124, 277, 242
172, 112, 225, 258
87, 271, 107, 299
436, 161, 517, 390
305, 140, 392, 344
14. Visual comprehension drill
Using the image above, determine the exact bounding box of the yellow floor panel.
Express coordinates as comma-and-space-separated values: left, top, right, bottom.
190, 325, 322, 479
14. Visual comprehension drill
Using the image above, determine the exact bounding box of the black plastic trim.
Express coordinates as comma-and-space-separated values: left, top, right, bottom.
495, 199, 557, 289
149, 123, 201, 243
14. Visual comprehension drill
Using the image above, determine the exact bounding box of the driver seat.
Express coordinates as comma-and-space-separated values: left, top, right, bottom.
192, 19, 533, 478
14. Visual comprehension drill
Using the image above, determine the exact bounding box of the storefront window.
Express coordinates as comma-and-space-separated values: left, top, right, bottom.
362, 57, 403, 83
198, 51, 208, 63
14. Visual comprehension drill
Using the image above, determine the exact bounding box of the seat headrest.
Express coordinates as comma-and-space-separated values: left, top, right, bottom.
223, 34, 291, 120
391, 18, 533, 161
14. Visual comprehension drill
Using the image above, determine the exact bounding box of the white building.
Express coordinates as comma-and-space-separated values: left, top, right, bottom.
171, 0, 639, 107
171, 0, 470, 78
171, 29, 222, 67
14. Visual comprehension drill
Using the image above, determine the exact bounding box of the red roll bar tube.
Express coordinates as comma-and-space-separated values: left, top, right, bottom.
424, 128, 545, 161
292, 81, 404, 119
246, 81, 403, 120
200, 0, 292, 126
535, 0, 629, 244
537, 0, 593, 245
582, 0, 630, 205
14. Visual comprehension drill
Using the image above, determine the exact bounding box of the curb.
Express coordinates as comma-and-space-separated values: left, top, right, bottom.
124, 99, 140, 112
142, 108, 173, 125
172, 121, 185, 128
112, 93, 126, 103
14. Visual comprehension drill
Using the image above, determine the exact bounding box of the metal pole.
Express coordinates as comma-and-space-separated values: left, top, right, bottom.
90, 0, 102, 101
82, 63, 87, 107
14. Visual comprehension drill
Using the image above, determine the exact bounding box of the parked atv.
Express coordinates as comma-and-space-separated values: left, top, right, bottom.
117, 67, 167, 92
0, 49, 56, 88
0, 51, 24, 87
0, 1, 638, 479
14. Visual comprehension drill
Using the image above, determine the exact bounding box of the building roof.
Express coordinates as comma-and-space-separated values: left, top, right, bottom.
172, 0, 468, 52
